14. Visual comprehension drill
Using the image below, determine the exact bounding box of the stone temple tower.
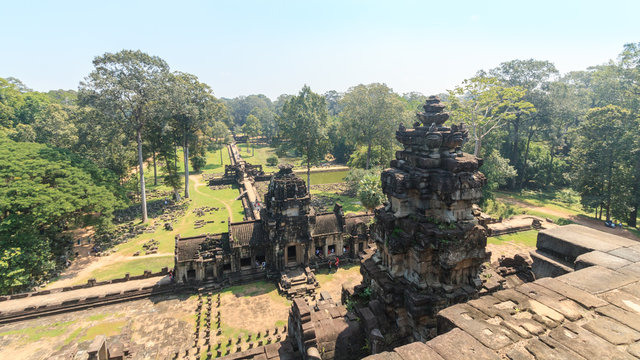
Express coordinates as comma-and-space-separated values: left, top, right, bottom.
263, 164, 314, 271
360, 96, 488, 343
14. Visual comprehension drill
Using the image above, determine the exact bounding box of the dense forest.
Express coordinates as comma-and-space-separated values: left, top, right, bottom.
1, 43, 639, 293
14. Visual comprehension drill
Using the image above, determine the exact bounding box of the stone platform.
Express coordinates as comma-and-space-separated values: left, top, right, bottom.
278, 267, 319, 299
532, 224, 638, 278
365, 224, 640, 359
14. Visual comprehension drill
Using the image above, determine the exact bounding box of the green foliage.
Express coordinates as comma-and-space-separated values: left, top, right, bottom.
0, 138, 123, 293
344, 167, 381, 194
266, 155, 278, 166
250, 106, 277, 142
278, 85, 329, 186
448, 75, 535, 156
483, 198, 518, 219
570, 105, 635, 220
340, 83, 404, 169
357, 173, 385, 212
190, 154, 206, 173
481, 149, 517, 201
79, 50, 170, 222
347, 145, 395, 169
224, 94, 272, 128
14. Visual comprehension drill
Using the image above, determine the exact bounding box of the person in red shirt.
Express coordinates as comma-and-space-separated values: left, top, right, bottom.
335, 257, 339, 270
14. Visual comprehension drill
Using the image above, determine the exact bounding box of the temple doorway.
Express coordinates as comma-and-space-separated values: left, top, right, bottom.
287, 245, 297, 264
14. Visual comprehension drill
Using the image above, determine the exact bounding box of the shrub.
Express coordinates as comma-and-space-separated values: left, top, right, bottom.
266, 155, 279, 166
190, 154, 206, 173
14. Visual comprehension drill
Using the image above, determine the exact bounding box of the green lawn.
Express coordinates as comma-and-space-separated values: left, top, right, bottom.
237, 143, 303, 172
310, 190, 364, 214
202, 146, 231, 174
494, 189, 585, 216
487, 230, 539, 247
304, 170, 348, 185
144, 146, 231, 180
87, 255, 174, 282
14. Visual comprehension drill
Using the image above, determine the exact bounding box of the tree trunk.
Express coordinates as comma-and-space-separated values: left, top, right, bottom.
366, 142, 372, 170
510, 118, 520, 189
548, 147, 555, 184
519, 128, 534, 190
606, 162, 613, 221
629, 206, 638, 228
474, 137, 482, 157
307, 158, 311, 192
174, 143, 178, 169
220, 146, 224, 165
137, 130, 148, 223
599, 204, 603, 220
152, 151, 157, 186
183, 134, 190, 199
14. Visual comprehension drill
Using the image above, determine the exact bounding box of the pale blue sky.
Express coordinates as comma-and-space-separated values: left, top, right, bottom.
1, 0, 638, 99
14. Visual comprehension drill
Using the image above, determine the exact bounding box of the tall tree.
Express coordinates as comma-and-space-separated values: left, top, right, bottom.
489, 60, 559, 188
242, 114, 262, 156
571, 105, 632, 220
278, 85, 329, 187
165, 71, 216, 199
340, 83, 404, 169
249, 106, 277, 143
0, 78, 25, 128
448, 75, 534, 156
211, 121, 231, 165
79, 50, 169, 222
618, 42, 640, 226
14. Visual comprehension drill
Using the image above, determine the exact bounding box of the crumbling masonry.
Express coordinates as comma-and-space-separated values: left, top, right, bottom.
357, 96, 489, 343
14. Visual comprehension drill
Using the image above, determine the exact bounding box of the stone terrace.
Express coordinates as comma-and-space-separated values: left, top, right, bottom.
365, 224, 640, 360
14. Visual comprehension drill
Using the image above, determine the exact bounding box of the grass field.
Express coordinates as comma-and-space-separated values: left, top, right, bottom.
304, 170, 348, 185
487, 230, 539, 247
88, 256, 174, 282
494, 189, 584, 216
237, 143, 303, 172
310, 190, 364, 214
490, 190, 582, 225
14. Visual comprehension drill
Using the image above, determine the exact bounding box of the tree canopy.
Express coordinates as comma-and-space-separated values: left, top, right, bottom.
0, 137, 124, 294
79, 50, 170, 222
278, 85, 329, 187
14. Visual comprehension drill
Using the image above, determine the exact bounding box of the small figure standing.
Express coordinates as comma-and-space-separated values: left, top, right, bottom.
328, 260, 332, 271
335, 257, 339, 270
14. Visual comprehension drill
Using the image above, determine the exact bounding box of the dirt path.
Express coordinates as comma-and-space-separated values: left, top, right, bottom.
497, 195, 639, 241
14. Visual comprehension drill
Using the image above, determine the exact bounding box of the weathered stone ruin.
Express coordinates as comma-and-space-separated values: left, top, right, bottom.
356, 96, 489, 344
288, 293, 366, 360
175, 165, 372, 289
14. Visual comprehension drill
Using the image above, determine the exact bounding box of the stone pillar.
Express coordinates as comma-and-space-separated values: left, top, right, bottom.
196, 263, 206, 281
87, 335, 108, 360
